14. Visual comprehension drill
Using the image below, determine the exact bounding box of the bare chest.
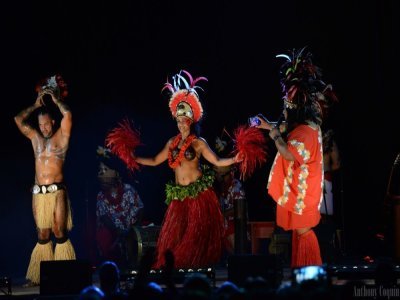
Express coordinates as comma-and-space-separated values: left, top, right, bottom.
33, 136, 67, 160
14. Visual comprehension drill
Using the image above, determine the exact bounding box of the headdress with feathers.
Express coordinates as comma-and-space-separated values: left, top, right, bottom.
161, 70, 207, 123
35, 74, 68, 99
276, 47, 338, 125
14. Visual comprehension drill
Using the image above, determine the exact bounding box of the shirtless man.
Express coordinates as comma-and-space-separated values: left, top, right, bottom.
14, 76, 76, 286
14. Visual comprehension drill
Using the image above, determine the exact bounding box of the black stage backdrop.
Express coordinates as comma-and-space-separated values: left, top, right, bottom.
0, 0, 398, 278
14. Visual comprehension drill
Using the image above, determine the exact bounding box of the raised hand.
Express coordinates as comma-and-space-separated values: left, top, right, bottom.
34, 90, 45, 107
234, 152, 244, 163
42, 88, 60, 103
256, 116, 273, 130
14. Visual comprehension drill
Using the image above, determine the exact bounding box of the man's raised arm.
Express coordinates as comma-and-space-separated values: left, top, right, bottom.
14, 92, 43, 139
45, 89, 72, 138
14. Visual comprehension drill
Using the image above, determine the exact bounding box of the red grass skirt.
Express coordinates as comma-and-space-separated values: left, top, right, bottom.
153, 188, 224, 269
291, 230, 322, 267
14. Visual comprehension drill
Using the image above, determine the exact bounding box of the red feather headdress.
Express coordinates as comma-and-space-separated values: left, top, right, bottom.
162, 70, 207, 123
35, 74, 68, 99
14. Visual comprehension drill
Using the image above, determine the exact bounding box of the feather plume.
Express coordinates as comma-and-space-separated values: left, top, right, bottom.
182, 70, 193, 85
105, 119, 142, 172
191, 77, 208, 87
161, 78, 175, 93
176, 74, 190, 90
233, 126, 267, 180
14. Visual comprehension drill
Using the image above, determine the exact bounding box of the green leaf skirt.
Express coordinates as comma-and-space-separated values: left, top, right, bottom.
165, 165, 215, 205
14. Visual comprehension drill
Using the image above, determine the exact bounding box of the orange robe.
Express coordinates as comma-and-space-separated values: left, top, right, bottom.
268, 123, 323, 230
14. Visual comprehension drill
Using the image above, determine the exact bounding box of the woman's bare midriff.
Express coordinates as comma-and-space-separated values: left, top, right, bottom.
174, 160, 202, 186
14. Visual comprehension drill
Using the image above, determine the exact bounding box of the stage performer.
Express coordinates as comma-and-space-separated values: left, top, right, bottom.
106, 70, 266, 269
14, 75, 76, 286
254, 48, 338, 267
96, 146, 144, 269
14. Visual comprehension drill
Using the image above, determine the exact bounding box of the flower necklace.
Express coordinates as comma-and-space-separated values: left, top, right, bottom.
168, 134, 196, 169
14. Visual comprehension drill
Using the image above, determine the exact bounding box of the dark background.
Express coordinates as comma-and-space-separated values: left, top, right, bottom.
0, 0, 398, 278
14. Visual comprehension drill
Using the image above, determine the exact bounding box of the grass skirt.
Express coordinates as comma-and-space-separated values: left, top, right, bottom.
26, 242, 54, 284
33, 190, 73, 231
154, 188, 224, 269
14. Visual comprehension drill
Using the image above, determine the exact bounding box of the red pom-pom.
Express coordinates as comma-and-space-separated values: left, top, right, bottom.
233, 126, 267, 180
105, 119, 142, 172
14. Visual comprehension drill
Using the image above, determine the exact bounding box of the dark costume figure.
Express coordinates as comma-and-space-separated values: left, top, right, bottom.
214, 137, 248, 254
321, 129, 341, 216
96, 146, 143, 267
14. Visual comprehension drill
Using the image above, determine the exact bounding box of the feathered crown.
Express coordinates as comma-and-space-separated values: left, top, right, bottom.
276, 47, 338, 124
35, 74, 68, 99
161, 70, 207, 123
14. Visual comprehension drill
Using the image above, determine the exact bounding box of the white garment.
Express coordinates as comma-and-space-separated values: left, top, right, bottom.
320, 179, 333, 215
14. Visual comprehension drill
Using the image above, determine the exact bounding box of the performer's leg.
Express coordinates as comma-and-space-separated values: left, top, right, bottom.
153, 200, 189, 269
292, 227, 322, 268
174, 189, 224, 268
53, 190, 76, 260
26, 199, 54, 285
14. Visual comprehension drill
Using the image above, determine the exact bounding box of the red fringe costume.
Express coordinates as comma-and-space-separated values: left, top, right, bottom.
154, 185, 224, 269
107, 70, 266, 269
291, 230, 322, 268
156, 71, 227, 268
